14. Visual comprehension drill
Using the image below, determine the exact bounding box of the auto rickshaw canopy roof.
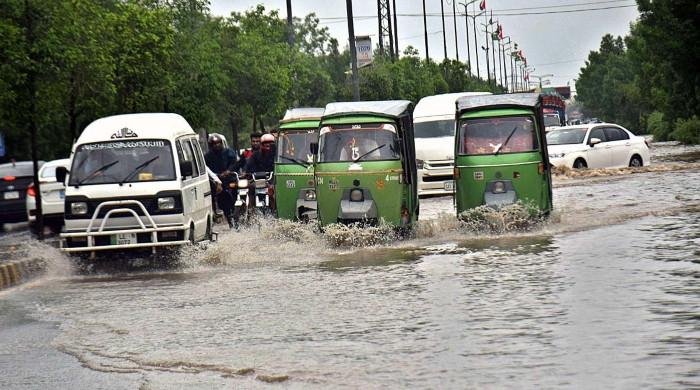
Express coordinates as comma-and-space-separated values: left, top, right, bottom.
456, 93, 540, 113
281, 107, 325, 123
323, 100, 412, 119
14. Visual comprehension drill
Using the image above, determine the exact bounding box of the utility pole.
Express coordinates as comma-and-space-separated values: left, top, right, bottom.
423, 0, 429, 61
377, 0, 394, 58
286, 0, 294, 47
468, 6, 484, 79
481, 19, 491, 87
392, 0, 398, 58
496, 31, 503, 87
452, 0, 459, 61
501, 39, 509, 91
346, 0, 360, 101
441, 0, 447, 60
490, 13, 497, 89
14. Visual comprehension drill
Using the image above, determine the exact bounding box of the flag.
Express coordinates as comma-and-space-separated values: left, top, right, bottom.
479, 0, 486, 11
497, 24, 504, 40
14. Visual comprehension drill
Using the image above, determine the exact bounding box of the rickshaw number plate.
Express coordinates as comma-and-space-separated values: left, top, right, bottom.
286, 180, 295, 188
444, 181, 454, 191
111, 233, 137, 245
473, 171, 484, 180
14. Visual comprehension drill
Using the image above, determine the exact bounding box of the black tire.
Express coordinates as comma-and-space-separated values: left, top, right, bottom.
573, 158, 588, 169
205, 219, 212, 241
629, 155, 643, 167
188, 225, 195, 244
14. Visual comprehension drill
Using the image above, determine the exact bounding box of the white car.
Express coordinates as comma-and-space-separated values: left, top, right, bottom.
547, 123, 650, 169
26, 158, 70, 232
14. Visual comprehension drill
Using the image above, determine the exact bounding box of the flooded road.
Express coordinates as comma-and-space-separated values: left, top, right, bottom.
1, 143, 699, 389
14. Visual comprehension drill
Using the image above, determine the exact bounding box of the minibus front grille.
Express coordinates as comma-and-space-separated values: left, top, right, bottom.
65, 192, 182, 219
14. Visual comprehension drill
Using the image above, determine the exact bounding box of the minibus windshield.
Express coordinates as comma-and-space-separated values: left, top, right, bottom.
69, 140, 175, 186
414, 119, 454, 138
318, 123, 400, 162
277, 130, 316, 165
458, 116, 539, 155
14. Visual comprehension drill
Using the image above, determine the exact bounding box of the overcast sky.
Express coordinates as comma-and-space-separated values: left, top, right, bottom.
209, 0, 639, 90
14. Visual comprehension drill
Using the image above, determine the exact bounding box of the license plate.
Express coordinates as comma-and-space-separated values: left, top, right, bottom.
110, 233, 137, 245
3, 191, 19, 200
444, 181, 454, 191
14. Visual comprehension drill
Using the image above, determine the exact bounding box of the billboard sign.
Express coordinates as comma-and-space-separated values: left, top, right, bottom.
355, 36, 373, 67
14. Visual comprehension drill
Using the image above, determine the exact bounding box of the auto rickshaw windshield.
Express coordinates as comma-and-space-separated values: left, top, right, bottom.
458, 116, 539, 155
318, 123, 400, 162
277, 130, 317, 163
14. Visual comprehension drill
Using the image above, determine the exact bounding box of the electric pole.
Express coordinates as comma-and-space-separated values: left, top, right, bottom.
346, 0, 360, 101
423, 0, 429, 61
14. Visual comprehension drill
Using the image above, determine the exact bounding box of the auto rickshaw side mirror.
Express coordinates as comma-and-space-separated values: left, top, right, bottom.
56, 166, 68, 183
310, 142, 318, 155
589, 137, 602, 147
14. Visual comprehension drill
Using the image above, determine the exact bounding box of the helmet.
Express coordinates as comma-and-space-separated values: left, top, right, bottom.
261, 133, 275, 143
208, 134, 223, 145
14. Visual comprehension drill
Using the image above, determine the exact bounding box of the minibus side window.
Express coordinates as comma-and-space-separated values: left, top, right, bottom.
190, 139, 206, 177
177, 139, 196, 178
184, 139, 201, 176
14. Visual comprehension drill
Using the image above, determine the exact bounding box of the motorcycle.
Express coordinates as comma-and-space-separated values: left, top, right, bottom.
230, 171, 275, 227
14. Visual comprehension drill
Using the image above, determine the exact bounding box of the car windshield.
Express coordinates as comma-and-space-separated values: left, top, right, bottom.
544, 115, 561, 127
414, 119, 454, 138
318, 123, 400, 162
546, 127, 588, 145
0, 162, 39, 177
68, 140, 175, 186
458, 116, 539, 155
276, 130, 316, 164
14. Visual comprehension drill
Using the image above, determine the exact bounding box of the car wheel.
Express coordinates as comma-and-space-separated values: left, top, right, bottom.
573, 158, 588, 169
629, 155, 643, 167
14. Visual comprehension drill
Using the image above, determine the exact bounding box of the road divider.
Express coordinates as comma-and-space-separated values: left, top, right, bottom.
0, 258, 46, 290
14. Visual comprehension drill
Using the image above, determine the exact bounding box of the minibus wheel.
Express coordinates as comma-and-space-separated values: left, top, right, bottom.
188, 224, 195, 244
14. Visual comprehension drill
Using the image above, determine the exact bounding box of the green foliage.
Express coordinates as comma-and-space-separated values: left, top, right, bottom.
646, 111, 670, 141
671, 116, 700, 144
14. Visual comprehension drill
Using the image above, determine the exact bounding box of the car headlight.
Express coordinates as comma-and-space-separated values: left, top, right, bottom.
350, 188, 364, 202
71, 202, 88, 215
492, 181, 506, 194
416, 159, 424, 169
304, 189, 316, 201
157, 197, 175, 210
549, 153, 566, 159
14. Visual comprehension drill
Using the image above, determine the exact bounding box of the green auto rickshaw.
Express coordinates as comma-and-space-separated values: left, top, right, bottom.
453, 93, 553, 215
313, 101, 419, 228
275, 108, 323, 221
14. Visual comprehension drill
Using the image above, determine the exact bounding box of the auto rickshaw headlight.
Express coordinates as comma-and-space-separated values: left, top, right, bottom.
157, 196, 175, 210
304, 189, 316, 201
350, 188, 364, 202
492, 181, 506, 194
71, 201, 88, 215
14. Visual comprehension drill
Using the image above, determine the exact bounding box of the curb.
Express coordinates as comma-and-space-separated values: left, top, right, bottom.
0, 258, 47, 290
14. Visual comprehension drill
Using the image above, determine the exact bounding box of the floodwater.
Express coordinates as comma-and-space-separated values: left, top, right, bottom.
1, 142, 699, 389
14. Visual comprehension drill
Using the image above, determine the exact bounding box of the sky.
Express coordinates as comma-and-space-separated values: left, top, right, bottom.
208, 0, 640, 91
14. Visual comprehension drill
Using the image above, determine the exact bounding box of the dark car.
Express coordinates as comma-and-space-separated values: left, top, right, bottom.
0, 161, 43, 223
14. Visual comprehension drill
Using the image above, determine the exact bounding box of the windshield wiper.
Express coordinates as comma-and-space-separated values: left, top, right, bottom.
119, 156, 159, 185
77, 160, 119, 185
279, 155, 309, 168
494, 127, 519, 156
353, 144, 386, 162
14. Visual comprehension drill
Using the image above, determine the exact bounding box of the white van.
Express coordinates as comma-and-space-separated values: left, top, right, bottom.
57, 113, 213, 254
413, 92, 491, 196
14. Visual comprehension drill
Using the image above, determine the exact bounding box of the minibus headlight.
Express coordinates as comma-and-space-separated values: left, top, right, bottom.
158, 197, 175, 210
492, 181, 506, 194
304, 189, 316, 201
71, 202, 88, 215
416, 159, 424, 169
350, 189, 364, 202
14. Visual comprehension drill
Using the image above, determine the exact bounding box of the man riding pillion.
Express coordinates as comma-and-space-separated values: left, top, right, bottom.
243, 133, 276, 212
241, 132, 262, 161
205, 134, 239, 227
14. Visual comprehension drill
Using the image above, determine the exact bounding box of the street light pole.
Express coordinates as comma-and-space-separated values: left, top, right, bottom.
440, 0, 447, 60
452, 0, 459, 61
346, 0, 360, 101
422, 0, 429, 61
459, 1, 477, 76
481, 21, 491, 87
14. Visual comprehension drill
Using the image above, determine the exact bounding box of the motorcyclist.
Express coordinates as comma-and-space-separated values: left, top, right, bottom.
204, 134, 239, 227
240, 133, 262, 161
243, 133, 276, 211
